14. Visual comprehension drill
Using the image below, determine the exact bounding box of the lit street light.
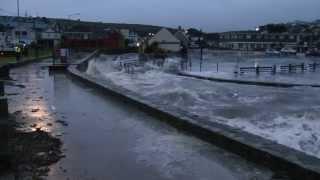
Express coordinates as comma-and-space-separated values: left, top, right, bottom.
17, 0, 20, 17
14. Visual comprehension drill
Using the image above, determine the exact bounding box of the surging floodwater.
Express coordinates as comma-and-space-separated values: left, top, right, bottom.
86, 54, 320, 159
6, 60, 275, 179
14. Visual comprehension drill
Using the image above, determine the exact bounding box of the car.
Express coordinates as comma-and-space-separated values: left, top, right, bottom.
280, 47, 297, 55
265, 48, 280, 56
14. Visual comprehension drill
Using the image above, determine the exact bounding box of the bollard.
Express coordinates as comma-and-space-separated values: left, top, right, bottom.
0, 81, 4, 96
0, 66, 10, 79
0, 121, 10, 171
0, 97, 8, 117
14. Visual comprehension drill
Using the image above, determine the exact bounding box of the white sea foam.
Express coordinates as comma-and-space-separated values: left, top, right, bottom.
86, 54, 320, 159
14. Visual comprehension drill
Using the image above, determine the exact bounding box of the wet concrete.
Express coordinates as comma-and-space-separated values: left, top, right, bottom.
6, 60, 277, 180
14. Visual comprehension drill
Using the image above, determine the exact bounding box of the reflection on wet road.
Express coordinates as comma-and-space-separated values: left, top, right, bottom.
6, 61, 275, 180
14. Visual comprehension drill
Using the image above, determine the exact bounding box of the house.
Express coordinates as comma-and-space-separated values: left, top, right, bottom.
0, 25, 15, 54
149, 28, 181, 52
39, 28, 61, 48
120, 29, 139, 47
174, 30, 189, 48
11, 25, 37, 45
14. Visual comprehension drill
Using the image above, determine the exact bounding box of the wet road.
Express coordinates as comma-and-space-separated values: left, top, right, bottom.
6, 60, 275, 180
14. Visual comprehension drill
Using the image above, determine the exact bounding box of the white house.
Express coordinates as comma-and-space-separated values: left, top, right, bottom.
40, 28, 61, 47
174, 30, 189, 48
11, 26, 36, 45
41, 28, 61, 40
0, 27, 15, 52
149, 28, 181, 52
120, 29, 139, 47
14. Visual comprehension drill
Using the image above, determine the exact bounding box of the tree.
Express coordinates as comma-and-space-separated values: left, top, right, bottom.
145, 42, 160, 54
187, 28, 203, 37
259, 24, 288, 33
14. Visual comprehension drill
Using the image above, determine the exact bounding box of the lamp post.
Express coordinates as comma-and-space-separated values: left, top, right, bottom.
17, 0, 20, 17
199, 29, 203, 72
67, 13, 81, 20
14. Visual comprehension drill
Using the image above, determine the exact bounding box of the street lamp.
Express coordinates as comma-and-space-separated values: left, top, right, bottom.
17, 0, 20, 17
67, 13, 81, 20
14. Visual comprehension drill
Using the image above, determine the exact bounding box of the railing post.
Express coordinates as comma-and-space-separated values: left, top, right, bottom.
256, 66, 260, 75
272, 65, 276, 75
289, 64, 292, 73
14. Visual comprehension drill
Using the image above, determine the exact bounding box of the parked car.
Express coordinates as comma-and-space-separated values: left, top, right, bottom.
280, 47, 297, 55
265, 48, 280, 56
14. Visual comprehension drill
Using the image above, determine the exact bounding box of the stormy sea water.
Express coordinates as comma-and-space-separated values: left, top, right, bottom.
85, 54, 320, 159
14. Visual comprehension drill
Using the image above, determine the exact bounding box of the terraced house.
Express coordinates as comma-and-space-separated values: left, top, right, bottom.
219, 30, 318, 51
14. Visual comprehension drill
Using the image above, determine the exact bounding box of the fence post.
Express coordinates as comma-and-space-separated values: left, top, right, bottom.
272, 65, 276, 75
314, 63, 317, 72
289, 64, 292, 73
216, 63, 219, 72
256, 65, 260, 75
301, 63, 305, 72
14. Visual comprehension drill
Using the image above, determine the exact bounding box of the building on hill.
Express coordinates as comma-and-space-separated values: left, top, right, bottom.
62, 26, 124, 49
148, 28, 181, 52
218, 31, 315, 51
120, 29, 139, 47
38, 28, 61, 48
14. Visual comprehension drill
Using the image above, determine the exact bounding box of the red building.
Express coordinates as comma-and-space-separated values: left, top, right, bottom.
62, 26, 124, 49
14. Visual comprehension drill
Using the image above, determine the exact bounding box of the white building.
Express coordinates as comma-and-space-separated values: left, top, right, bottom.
40, 28, 61, 47
120, 29, 139, 47
41, 28, 61, 40
11, 26, 36, 45
149, 28, 181, 52
0, 26, 14, 52
174, 30, 189, 48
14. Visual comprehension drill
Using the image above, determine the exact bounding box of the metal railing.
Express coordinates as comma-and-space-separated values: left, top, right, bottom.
239, 63, 320, 75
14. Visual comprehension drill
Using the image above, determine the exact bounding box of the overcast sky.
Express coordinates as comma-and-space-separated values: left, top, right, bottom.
1, 0, 319, 32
